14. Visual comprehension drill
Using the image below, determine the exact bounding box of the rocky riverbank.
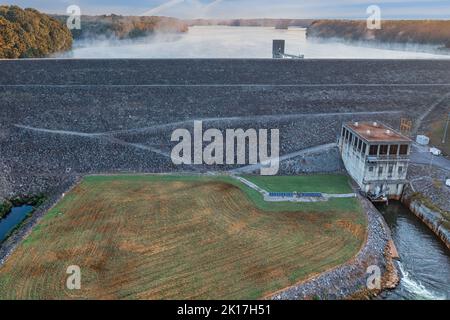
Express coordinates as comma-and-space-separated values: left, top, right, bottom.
269, 196, 399, 300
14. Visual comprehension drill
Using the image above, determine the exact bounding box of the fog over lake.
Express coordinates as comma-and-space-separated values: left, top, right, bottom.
61, 26, 450, 59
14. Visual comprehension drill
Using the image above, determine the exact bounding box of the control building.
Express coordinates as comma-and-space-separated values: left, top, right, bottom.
339, 122, 412, 201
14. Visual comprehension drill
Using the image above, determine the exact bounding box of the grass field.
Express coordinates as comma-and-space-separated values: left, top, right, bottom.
0, 175, 366, 300
428, 118, 450, 156
238, 175, 360, 213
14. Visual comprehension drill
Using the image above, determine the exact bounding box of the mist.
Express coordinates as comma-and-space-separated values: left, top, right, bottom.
57, 26, 450, 59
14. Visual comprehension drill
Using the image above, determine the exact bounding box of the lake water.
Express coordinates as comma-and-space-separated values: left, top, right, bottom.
377, 202, 450, 300
62, 26, 450, 59
0, 205, 33, 243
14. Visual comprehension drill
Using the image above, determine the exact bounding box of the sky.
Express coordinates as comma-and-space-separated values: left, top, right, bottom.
3, 0, 450, 19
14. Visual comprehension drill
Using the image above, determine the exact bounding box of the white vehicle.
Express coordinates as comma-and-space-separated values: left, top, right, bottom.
430, 147, 442, 156
446, 179, 450, 187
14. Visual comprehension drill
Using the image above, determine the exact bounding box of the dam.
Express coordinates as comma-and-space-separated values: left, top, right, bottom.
0, 59, 449, 299
1, 59, 450, 198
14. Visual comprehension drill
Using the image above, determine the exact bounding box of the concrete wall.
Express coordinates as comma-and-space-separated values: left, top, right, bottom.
402, 186, 450, 249
340, 138, 366, 186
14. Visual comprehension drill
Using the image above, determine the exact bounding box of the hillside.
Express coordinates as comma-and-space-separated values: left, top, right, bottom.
307, 20, 450, 50
0, 5, 72, 58
53, 14, 189, 40
188, 18, 313, 29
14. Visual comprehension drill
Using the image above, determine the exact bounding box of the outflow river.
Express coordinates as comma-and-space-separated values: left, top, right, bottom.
377, 202, 450, 300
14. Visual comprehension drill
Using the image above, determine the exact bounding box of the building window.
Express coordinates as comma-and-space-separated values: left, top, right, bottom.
379, 145, 388, 155
369, 145, 378, 155
378, 167, 383, 175
388, 165, 394, 174
369, 166, 374, 172
342, 128, 346, 138
399, 144, 409, 155
398, 166, 403, 174
389, 145, 398, 155
362, 143, 367, 154
358, 139, 362, 151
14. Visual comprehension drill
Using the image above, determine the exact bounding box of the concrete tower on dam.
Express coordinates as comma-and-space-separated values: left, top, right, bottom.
339, 121, 412, 201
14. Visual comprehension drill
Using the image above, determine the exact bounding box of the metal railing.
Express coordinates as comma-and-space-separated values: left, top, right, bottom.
366, 154, 410, 162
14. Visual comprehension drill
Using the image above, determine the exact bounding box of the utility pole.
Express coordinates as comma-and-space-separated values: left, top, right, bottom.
430, 150, 433, 171
442, 112, 450, 144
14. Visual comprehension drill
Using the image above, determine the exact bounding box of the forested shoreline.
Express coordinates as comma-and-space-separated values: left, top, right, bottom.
307, 20, 450, 50
0, 6, 72, 58
52, 14, 189, 40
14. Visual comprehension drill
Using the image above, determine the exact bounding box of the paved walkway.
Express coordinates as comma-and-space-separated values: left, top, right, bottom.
410, 143, 450, 172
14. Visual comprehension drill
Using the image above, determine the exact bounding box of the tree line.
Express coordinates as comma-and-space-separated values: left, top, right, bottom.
307, 20, 450, 49
53, 14, 189, 40
0, 5, 72, 58
0, 6, 189, 58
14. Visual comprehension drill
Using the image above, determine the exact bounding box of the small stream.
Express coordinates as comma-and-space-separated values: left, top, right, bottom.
0, 205, 33, 243
377, 202, 450, 300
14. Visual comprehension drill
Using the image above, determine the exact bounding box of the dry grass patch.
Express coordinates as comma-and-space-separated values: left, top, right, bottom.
0, 175, 366, 300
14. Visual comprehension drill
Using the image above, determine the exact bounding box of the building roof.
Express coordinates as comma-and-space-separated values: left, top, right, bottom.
346, 122, 411, 143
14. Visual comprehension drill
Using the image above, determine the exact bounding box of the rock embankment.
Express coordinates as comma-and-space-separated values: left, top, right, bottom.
1, 59, 449, 219
279, 147, 345, 174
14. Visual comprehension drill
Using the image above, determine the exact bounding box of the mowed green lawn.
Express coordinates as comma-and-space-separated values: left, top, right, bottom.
243, 174, 353, 194
0, 175, 366, 300
237, 174, 359, 213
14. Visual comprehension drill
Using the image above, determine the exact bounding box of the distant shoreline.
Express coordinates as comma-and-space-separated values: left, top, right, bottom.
306, 20, 450, 51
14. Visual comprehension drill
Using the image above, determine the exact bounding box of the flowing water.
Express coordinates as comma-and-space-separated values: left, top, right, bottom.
377, 202, 450, 300
0, 205, 33, 243
61, 26, 450, 59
